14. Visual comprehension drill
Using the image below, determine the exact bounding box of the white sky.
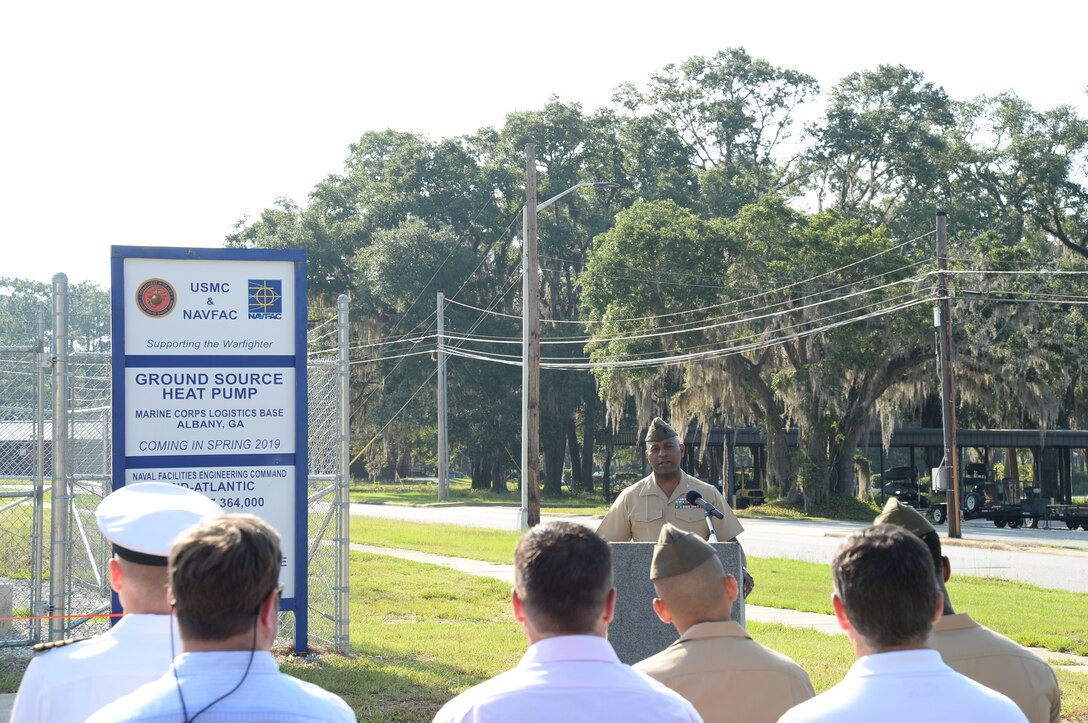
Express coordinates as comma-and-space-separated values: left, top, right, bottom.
2, 0, 1086, 289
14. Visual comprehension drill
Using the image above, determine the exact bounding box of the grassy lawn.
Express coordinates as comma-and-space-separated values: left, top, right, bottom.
350, 477, 890, 523
351, 478, 610, 516
295, 552, 1088, 721
2, 549, 1086, 720
747, 558, 1088, 656
283, 552, 524, 721
350, 516, 519, 564
350, 518, 1088, 657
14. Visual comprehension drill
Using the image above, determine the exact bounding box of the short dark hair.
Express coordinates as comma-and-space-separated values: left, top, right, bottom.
514, 521, 612, 634
832, 526, 938, 649
169, 514, 281, 641
919, 530, 944, 574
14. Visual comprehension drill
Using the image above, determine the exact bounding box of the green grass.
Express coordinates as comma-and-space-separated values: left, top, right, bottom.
350, 516, 520, 564
351, 518, 1088, 657
280, 552, 525, 721
351, 476, 892, 522
745, 621, 855, 691
745, 557, 1088, 657
737, 496, 883, 522
0, 497, 46, 579
350, 477, 610, 516
3, 549, 1087, 720
301, 553, 1088, 721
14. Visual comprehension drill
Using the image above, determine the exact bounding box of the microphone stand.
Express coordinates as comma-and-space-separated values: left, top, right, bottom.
704, 511, 718, 543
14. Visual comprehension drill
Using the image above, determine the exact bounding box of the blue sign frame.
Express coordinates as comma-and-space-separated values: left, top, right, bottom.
110, 245, 309, 651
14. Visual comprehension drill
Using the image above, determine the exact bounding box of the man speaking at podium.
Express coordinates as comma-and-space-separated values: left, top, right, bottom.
596, 417, 752, 596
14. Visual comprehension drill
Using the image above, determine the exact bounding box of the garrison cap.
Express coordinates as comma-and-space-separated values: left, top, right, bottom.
874, 496, 936, 538
96, 482, 223, 566
651, 523, 716, 580
645, 417, 679, 443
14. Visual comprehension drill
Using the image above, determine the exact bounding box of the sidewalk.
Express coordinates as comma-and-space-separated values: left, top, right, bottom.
351, 542, 1088, 674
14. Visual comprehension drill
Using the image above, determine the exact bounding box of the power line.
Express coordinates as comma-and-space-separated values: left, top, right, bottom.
438, 271, 933, 349
442, 294, 933, 371
446, 240, 932, 328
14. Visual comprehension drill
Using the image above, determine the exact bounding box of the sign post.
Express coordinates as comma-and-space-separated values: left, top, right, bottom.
111, 246, 309, 651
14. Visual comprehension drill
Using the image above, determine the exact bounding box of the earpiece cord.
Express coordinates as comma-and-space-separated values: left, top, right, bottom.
171, 608, 259, 723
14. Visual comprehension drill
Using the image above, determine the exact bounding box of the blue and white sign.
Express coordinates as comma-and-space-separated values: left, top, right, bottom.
111, 246, 308, 650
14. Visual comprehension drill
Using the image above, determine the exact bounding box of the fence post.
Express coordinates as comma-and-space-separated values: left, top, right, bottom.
49, 273, 70, 641
32, 306, 47, 643
336, 294, 351, 653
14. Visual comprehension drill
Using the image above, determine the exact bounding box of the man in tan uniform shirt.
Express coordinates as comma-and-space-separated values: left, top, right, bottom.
875, 498, 1060, 723
634, 524, 814, 722
597, 417, 751, 593
597, 418, 743, 543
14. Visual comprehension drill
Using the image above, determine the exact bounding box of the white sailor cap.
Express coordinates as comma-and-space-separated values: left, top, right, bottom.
95, 482, 223, 566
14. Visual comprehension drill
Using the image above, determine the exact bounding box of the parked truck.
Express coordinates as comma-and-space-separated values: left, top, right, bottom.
928, 463, 1088, 529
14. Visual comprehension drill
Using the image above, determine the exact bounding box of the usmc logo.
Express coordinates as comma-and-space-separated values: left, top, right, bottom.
136, 278, 177, 318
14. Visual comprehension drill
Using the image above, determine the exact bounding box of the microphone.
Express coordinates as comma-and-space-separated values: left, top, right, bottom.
686, 490, 724, 519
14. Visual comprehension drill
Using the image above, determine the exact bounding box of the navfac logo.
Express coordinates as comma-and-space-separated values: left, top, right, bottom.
248, 279, 283, 319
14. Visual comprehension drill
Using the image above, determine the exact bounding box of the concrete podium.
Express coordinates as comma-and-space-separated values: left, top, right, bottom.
607, 541, 745, 665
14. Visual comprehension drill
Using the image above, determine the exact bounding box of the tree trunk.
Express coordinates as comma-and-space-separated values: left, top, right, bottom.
566, 417, 583, 487
470, 456, 489, 490
602, 430, 614, 502
1005, 448, 1019, 480
803, 422, 832, 507
396, 448, 411, 478
763, 418, 793, 502
542, 432, 565, 496
830, 406, 873, 498
581, 396, 596, 492
707, 446, 723, 491
490, 458, 508, 494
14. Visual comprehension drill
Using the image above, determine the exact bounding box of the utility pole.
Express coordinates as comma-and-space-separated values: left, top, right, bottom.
936, 212, 962, 538
521, 143, 541, 528
437, 292, 449, 501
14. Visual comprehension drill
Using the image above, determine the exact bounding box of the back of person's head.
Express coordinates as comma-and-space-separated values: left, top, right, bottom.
114, 557, 171, 610
169, 514, 281, 641
873, 497, 945, 576
832, 525, 938, 649
650, 523, 731, 624
515, 521, 612, 634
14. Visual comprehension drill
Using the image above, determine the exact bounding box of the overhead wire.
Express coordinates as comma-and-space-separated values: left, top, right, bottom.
575, 229, 935, 326
368, 165, 520, 341
444, 240, 933, 331
438, 268, 934, 349
346, 267, 523, 460
348, 235, 524, 441
447, 285, 932, 365
348, 203, 524, 413
442, 295, 934, 371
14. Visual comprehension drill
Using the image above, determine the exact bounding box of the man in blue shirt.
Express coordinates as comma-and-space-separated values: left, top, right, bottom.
87, 514, 354, 722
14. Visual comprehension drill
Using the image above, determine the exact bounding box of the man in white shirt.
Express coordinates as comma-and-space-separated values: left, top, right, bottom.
86, 513, 354, 722
778, 525, 1026, 723
874, 498, 1061, 723
10, 482, 222, 723
433, 520, 702, 723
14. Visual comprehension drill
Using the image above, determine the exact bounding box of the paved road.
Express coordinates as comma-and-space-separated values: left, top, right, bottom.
350, 503, 1088, 592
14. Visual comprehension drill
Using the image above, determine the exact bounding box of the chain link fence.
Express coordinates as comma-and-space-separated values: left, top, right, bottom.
297, 296, 351, 651
0, 308, 48, 648
60, 353, 114, 641
0, 282, 350, 652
